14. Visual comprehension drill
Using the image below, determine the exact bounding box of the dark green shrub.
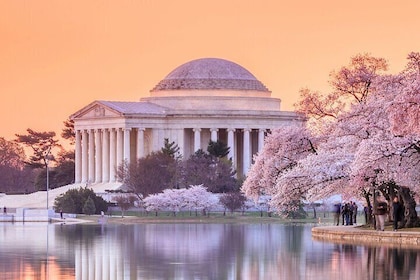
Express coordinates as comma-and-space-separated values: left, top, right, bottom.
54, 187, 108, 214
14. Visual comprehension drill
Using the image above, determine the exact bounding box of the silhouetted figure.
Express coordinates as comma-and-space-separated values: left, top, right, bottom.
342, 202, 351, 225
348, 202, 354, 225
363, 205, 370, 225
333, 203, 341, 226
352, 201, 358, 224
392, 197, 403, 231
375, 197, 388, 231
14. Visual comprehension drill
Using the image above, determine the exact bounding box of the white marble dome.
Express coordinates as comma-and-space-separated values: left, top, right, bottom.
151, 58, 269, 92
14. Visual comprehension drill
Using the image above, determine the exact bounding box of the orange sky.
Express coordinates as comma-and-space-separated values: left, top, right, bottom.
1, 0, 419, 142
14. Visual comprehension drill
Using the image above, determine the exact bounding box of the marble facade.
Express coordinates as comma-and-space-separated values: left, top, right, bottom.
70, 58, 304, 185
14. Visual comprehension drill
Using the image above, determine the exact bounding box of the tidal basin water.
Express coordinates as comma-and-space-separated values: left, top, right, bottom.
1, 222, 420, 280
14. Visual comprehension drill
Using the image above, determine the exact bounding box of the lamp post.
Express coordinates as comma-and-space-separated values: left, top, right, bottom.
46, 157, 49, 209
44, 147, 52, 210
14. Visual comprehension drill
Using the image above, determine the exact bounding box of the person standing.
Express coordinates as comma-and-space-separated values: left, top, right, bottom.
333, 202, 341, 226
342, 202, 351, 225
375, 197, 388, 231
341, 202, 347, 225
392, 197, 403, 231
363, 204, 371, 225
348, 202, 354, 225
352, 201, 358, 224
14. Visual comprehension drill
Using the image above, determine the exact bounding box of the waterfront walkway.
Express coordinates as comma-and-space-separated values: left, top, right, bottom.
0, 182, 122, 209
312, 225, 420, 248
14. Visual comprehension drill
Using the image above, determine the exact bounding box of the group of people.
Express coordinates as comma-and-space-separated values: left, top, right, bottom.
333, 201, 358, 226
333, 196, 404, 231
374, 196, 403, 231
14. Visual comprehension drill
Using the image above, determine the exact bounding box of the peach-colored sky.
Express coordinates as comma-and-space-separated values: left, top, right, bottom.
1, 0, 419, 142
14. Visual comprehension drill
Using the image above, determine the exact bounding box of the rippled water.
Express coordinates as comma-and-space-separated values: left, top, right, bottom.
0, 222, 419, 280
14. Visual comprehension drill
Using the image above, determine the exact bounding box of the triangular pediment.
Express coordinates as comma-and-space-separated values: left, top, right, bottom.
70, 101, 122, 120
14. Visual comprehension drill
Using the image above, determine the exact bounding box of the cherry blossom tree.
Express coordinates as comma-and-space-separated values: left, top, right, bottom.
143, 185, 219, 217
143, 193, 165, 216
295, 54, 388, 130
183, 185, 217, 216
242, 125, 318, 205
388, 52, 420, 137
160, 188, 186, 216
351, 54, 420, 227
254, 196, 272, 217
243, 53, 420, 226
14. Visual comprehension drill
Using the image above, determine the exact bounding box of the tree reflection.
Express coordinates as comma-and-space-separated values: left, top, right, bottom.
366, 246, 419, 280
1, 224, 420, 279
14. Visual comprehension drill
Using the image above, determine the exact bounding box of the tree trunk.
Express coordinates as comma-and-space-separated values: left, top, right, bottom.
400, 186, 420, 228
363, 191, 373, 226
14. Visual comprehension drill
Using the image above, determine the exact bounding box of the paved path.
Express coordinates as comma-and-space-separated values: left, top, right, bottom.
0, 182, 122, 209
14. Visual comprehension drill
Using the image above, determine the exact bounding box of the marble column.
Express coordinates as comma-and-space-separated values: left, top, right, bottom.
75, 130, 82, 183
88, 129, 95, 184
210, 128, 218, 142
193, 128, 201, 152
102, 129, 110, 183
123, 128, 131, 164
243, 128, 251, 175
81, 130, 88, 184
151, 129, 159, 152
109, 128, 116, 182
116, 128, 123, 168
95, 129, 102, 183
177, 128, 185, 157
258, 129, 265, 152
227, 128, 235, 163
137, 128, 145, 159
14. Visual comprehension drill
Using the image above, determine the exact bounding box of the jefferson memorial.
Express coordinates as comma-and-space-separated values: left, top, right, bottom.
70, 58, 304, 187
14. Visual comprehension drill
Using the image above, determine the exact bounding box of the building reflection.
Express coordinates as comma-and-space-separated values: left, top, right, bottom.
1, 223, 420, 279
0, 224, 74, 279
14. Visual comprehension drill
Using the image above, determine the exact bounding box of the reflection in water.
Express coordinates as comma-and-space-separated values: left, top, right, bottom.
0, 223, 420, 279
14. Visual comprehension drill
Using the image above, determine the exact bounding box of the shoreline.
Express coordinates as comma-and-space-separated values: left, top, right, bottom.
312, 225, 420, 248
51, 215, 420, 248
74, 214, 297, 225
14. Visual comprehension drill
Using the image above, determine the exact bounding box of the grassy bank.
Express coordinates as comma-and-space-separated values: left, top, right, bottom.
75, 212, 420, 232
77, 210, 336, 225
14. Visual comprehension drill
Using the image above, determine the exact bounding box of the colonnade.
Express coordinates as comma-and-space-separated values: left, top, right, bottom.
74, 127, 268, 184
75, 128, 141, 184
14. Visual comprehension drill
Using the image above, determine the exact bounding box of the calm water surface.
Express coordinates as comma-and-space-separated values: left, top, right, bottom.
0, 222, 419, 280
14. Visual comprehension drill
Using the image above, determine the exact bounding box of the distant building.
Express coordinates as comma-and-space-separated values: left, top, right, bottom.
70, 58, 304, 186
